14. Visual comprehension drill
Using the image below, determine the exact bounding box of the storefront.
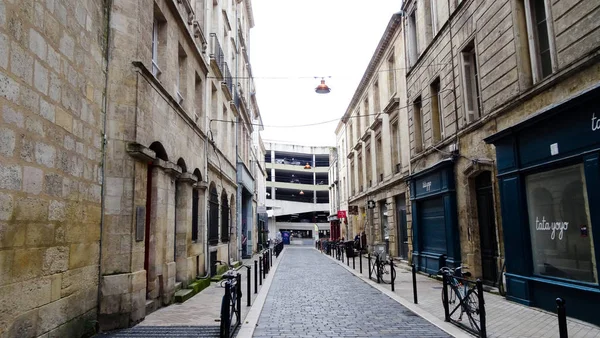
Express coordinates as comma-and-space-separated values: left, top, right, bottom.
409, 159, 461, 274
485, 84, 600, 325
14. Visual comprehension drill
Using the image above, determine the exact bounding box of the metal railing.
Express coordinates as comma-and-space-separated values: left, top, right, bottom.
442, 271, 486, 338
209, 33, 233, 95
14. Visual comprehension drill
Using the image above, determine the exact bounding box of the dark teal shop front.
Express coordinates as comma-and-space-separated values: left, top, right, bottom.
485, 84, 600, 325
409, 159, 461, 275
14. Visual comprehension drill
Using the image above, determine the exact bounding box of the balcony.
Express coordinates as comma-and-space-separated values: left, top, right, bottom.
209, 33, 233, 98
267, 181, 329, 192
266, 162, 328, 173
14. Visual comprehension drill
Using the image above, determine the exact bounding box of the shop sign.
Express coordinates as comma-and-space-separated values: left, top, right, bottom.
592, 113, 600, 131
535, 216, 568, 240
337, 210, 347, 219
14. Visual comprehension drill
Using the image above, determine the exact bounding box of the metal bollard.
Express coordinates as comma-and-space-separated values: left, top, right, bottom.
359, 253, 362, 273
477, 279, 487, 338
353, 255, 355, 269
259, 256, 263, 286
390, 259, 395, 292
246, 266, 251, 306
442, 273, 450, 322
270, 249, 273, 268
376, 256, 381, 284
557, 298, 568, 338
367, 252, 371, 279
346, 252, 349, 266
411, 264, 418, 304
254, 260, 258, 294
236, 274, 242, 322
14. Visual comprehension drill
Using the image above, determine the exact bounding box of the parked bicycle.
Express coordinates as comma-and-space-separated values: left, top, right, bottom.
217, 262, 241, 338
371, 251, 396, 284
439, 266, 483, 335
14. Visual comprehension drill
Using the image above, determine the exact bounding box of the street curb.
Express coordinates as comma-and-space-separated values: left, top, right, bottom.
236, 248, 287, 338
320, 249, 473, 338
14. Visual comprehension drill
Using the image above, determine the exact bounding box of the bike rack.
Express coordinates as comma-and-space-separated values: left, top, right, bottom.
219, 272, 242, 338
442, 272, 487, 338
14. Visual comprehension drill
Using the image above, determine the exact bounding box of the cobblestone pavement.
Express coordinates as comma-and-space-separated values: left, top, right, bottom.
253, 247, 450, 338
326, 249, 600, 338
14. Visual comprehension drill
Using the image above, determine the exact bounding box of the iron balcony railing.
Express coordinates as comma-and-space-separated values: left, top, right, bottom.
209, 33, 234, 95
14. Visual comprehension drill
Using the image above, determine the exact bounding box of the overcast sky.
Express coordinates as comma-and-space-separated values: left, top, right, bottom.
250, 1, 402, 147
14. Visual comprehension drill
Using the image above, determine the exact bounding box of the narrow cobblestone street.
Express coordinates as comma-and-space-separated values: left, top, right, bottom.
252, 247, 450, 338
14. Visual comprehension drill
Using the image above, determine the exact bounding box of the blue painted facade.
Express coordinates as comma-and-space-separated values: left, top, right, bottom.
485, 84, 600, 325
409, 159, 461, 275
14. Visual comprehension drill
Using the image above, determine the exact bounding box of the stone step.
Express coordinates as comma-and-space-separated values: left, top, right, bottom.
189, 279, 211, 294
145, 299, 156, 316
174, 289, 194, 303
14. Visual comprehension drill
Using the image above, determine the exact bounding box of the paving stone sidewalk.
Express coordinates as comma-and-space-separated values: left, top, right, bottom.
100, 250, 275, 337
327, 249, 600, 338
253, 247, 450, 338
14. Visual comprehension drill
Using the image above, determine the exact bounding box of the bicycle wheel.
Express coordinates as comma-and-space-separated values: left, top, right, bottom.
464, 289, 481, 331
380, 264, 396, 284
442, 284, 460, 311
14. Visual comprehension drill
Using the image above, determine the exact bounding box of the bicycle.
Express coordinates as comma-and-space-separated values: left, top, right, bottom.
372, 251, 396, 284
439, 266, 481, 332
219, 269, 241, 338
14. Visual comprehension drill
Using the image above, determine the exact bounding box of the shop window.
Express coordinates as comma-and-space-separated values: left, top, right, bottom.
525, 164, 597, 283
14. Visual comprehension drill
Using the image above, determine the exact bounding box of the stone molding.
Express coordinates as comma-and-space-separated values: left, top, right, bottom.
127, 142, 157, 162
153, 159, 183, 177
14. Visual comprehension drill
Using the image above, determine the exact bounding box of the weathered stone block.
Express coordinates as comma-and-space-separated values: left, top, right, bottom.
3, 105, 24, 127
68, 242, 98, 269
15, 197, 48, 221
10, 42, 34, 85
55, 107, 72, 133
48, 200, 65, 221
0, 72, 20, 103
39, 98, 55, 122
59, 33, 74, 61
49, 72, 61, 102
7, 308, 39, 338
0, 222, 25, 249
0, 32, 8, 69
50, 273, 61, 301
36, 296, 69, 336
12, 248, 44, 282
25, 116, 44, 136
0, 193, 13, 221
44, 173, 63, 197
101, 273, 129, 297
34, 60, 49, 94
29, 28, 46, 60
26, 223, 54, 246
23, 166, 43, 195
43, 246, 68, 275
61, 265, 98, 298
35, 142, 56, 168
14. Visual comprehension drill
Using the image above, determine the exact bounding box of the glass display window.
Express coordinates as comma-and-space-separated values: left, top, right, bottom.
525, 164, 597, 283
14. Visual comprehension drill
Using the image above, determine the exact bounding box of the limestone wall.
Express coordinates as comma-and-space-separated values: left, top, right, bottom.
0, 0, 107, 336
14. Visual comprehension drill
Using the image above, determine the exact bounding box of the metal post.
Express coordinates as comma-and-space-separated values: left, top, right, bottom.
222, 282, 231, 338
368, 252, 371, 279
346, 251, 349, 266
254, 260, 258, 294
359, 253, 362, 273
477, 280, 487, 338
376, 256, 381, 284
390, 259, 395, 292
352, 255, 355, 269
259, 256, 262, 286
263, 254, 267, 278
246, 266, 251, 306
557, 298, 568, 338
411, 264, 418, 304
236, 274, 242, 323
270, 249, 273, 268
442, 273, 450, 322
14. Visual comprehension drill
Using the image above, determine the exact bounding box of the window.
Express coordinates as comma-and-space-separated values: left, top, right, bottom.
524, 0, 554, 81
407, 10, 418, 66
430, 78, 444, 142
177, 44, 187, 104
365, 145, 372, 188
194, 73, 204, 124
350, 160, 355, 196
391, 121, 400, 173
387, 53, 396, 97
376, 137, 383, 182
380, 202, 389, 241
525, 164, 597, 283
431, 0, 439, 35
373, 81, 380, 114
413, 97, 424, 153
220, 193, 229, 242
192, 189, 199, 242
152, 15, 166, 78
208, 186, 219, 245
356, 111, 362, 139
461, 42, 482, 123
363, 98, 369, 128
357, 152, 363, 192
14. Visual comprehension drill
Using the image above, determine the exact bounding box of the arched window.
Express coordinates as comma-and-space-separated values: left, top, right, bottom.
208, 185, 219, 245
221, 192, 229, 242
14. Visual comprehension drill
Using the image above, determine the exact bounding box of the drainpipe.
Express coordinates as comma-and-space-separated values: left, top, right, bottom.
96, 0, 112, 323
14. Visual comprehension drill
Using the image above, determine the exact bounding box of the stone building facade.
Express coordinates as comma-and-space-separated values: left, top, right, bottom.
339, 13, 412, 260
402, 0, 600, 296
0, 0, 261, 336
